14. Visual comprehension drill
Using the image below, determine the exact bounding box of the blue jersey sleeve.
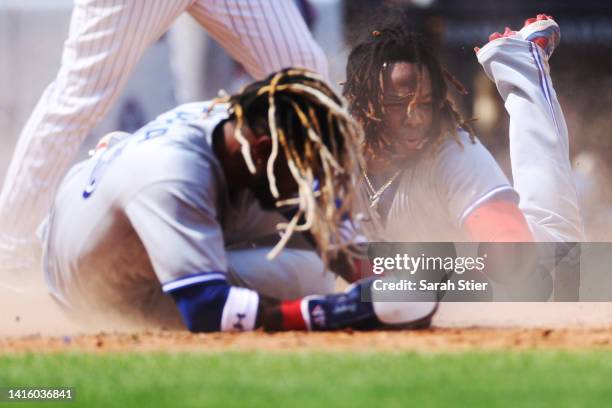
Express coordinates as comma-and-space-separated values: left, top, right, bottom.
168, 277, 260, 333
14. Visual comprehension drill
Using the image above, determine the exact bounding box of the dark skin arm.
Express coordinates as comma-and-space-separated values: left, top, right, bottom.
464, 199, 538, 285
255, 296, 284, 331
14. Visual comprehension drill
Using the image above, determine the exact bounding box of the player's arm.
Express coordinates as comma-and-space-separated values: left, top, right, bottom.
462, 196, 534, 242
328, 201, 535, 284
124, 177, 430, 332
280, 205, 371, 284
327, 249, 371, 283
434, 133, 533, 243
123, 175, 258, 333
167, 276, 259, 332
460, 193, 538, 284
167, 276, 435, 332
437, 137, 537, 282
258, 277, 436, 331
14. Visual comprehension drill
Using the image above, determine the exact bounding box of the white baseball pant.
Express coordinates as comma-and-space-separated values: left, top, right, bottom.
478, 37, 584, 242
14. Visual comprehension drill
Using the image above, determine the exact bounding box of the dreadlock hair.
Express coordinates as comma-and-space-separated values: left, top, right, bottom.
343, 24, 475, 160
212, 68, 365, 264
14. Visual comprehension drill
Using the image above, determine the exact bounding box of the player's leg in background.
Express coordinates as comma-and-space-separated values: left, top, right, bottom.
476, 18, 584, 243
225, 247, 336, 300
187, 0, 329, 80
477, 17, 583, 300
0, 0, 191, 268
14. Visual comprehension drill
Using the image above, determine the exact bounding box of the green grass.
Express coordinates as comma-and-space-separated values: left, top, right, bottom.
1, 351, 612, 407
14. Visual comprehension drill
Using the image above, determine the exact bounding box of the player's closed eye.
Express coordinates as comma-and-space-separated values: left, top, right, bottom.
383, 99, 432, 114
384, 92, 431, 104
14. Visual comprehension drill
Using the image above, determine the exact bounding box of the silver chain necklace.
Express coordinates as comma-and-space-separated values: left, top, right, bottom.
362, 168, 402, 209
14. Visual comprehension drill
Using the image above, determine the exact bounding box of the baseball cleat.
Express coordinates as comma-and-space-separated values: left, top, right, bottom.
475, 14, 560, 59
518, 14, 560, 59
488, 26, 517, 43
474, 27, 516, 53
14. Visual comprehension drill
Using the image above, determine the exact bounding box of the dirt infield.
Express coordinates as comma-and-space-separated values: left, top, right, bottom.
2, 275, 612, 353
2, 327, 612, 353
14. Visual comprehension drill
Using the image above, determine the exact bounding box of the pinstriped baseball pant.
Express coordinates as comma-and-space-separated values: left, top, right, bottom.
0, 0, 328, 262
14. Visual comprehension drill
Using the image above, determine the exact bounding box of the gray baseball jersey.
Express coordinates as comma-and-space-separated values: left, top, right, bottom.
361, 130, 517, 242
42, 101, 306, 324
362, 33, 583, 244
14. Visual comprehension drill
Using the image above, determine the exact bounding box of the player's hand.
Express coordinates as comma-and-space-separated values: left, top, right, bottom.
302, 277, 437, 331
260, 277, 437, 331
326, 241, 374, 283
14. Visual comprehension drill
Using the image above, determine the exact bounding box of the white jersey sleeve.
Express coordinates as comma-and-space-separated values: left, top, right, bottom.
434, 131, 518, 227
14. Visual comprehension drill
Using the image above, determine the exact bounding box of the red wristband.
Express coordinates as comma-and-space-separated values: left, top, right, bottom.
280, 299, 307, 331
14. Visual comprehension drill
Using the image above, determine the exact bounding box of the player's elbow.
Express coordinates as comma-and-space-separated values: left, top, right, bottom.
464, 200, 534, 242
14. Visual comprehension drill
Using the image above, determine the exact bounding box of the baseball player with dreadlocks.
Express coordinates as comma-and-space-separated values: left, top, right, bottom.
0, 0, 328, 275
42, 69, 437, 332
343, 15, 583, 245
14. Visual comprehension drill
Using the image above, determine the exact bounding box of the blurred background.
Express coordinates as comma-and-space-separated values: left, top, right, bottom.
1, 0, 611, 239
